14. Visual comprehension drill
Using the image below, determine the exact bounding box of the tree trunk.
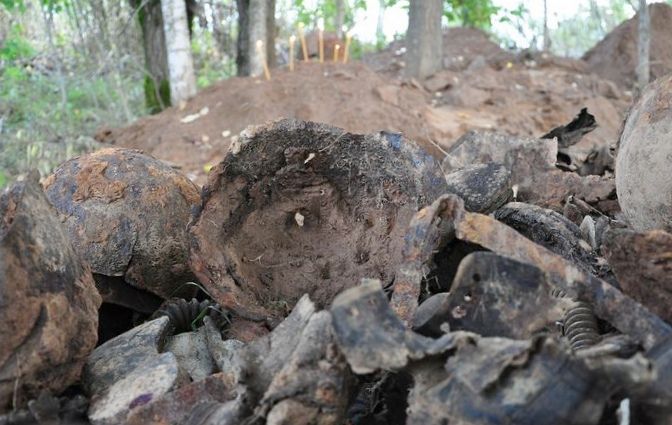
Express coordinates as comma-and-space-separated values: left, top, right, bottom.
542, 0, 550, 51
335, 0, 345, 38
131, 0, 170, 112
237, 0, 269, 76
637, 0, 650, 91
405, 0, 442, 80
266, 0, 276, 68
162, 0, 197, 105
236, 0, 250, 76
248, 0, 267, 77
376, 0, 385, 44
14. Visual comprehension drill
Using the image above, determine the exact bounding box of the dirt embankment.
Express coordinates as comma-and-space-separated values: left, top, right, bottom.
102, 27, 633, 185
583, 2, 672, 89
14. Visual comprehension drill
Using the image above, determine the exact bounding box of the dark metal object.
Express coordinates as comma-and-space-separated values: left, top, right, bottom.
436, 252, 562, 339
393, 195, 672, 349
563, 301, 600, 351
43, 147, 201, 300
152, 298, 230, 334
541, 107, 597, 148
190, 119, 448, 321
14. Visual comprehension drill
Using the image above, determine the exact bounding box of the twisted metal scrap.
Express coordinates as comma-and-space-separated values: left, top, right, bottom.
392, 194, 671, 350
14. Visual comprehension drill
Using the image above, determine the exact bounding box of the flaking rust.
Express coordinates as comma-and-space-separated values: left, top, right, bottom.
393, 194, 671, 350
190, 119, 447, 321
0, 173, 101, 409
43, 147, 201, 300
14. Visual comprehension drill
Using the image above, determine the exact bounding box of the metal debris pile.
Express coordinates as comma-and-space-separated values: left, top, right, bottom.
2, 77, 672, 425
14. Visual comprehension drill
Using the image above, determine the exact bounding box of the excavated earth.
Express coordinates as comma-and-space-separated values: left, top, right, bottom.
99, 27, 640, 186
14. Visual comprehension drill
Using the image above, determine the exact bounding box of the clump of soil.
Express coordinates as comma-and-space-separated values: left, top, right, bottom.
583, 2, 672, 89
189, 119, 447, 319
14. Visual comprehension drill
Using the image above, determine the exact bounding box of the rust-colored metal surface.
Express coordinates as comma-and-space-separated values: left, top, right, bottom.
0, 174, 101, 409
190, 119, 447, 321
43, 147, 200, 299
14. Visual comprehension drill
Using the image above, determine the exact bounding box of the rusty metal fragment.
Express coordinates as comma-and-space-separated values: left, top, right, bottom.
393, 194, 671, 349
407, 335, 653, 425
43, 147, 200, 300
444, 163, 511, 213
602, 228, 672, 323
438, 252, 564, 339
455, 204, 671, 349
442, 130, 616, 213
494, 202, 598, 272
190, 119, 447, 321
0, 174, 101, 411
333, 280, 438, 374
391, 195, 465, 325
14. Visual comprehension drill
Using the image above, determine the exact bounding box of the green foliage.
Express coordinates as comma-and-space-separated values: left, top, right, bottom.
191, 30, 236, 88
0, 170, 6, 189
144, 77, 171, 114
549, 0, 635, 57
444, 0, 501, 30
0, 25, 35, 61
294, 0, 367, 31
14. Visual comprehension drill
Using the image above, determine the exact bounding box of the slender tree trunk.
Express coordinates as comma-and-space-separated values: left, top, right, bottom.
248, 0, 267, 77
542, 0, 550, 51
41, 6, 67, 111
266, 0, 276, 68
405, 0, 442, 80
162, 0, 197, 104
236, 0, 271, 76
637, 0, 650, 91
236, 0, 250, 76
376, 0, 385, 44
131, 0, 171, 112
335, 0, 345, 38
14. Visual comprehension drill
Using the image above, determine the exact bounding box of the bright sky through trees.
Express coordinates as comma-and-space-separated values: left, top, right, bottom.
336, 0, 665, 47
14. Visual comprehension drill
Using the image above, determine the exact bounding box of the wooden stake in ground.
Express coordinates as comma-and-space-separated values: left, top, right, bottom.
333, 44, 341, 62
343, 30, 352, 64
255, 40, 271, 80
289, 35, 296, 71
298, 23, 309, 62
318, 20, 325, 63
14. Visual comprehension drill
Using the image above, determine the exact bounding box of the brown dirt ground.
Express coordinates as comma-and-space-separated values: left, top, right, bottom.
101, 28, 633, 186
583, 2, 672, 89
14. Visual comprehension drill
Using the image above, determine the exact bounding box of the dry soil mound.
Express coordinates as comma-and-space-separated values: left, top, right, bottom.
99, 62, 437, 184
103, 32, 632, 186
363, 27, 514, 76
583, 2, 672, 88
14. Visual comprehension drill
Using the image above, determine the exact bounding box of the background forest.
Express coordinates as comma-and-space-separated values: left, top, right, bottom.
0, 0, 667, 187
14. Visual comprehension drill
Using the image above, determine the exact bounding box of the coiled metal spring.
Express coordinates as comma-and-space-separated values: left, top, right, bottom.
550, 287, 600, 352
152, 298, 230, 334
563, 300, 600, 351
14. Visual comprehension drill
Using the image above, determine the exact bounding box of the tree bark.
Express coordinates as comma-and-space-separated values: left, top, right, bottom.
266, 0, 276, 68
237, 0, 272, 76
335, 0, 345, 38
542, 0, 550, 51
131, 0, 171, 112
248, 0, 267, 77
405, 0, 442, 80
377, 0, 385, 44
637, 0, 650, 91
162, 0, 197, 105
236, 0, 251, 76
